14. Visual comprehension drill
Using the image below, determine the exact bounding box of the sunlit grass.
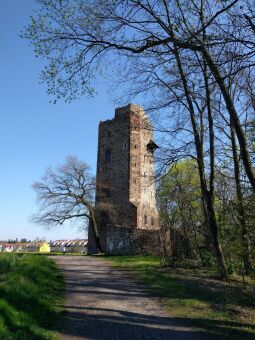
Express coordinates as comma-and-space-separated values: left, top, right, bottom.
0, 253, 64, 339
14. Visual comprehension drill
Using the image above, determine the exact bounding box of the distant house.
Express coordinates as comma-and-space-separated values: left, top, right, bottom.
23, 242, 50, 253
39, 242, 51, 253
0, 243, 15, 252
50, 240, 88, 254
0, 242, 50, 253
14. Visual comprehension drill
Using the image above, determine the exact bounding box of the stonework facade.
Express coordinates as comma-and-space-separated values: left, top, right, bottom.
88, 104, 160, 253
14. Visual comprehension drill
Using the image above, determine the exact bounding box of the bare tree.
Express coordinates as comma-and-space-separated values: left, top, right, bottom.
32, 156, 102, 252
23, 0, 255, 278
22, 0, 255, 191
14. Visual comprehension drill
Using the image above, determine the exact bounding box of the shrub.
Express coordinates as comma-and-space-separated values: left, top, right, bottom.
0, 254, 19, 274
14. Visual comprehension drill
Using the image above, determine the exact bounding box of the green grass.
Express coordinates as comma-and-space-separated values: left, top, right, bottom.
105, 255, 255, 339
0, 253, 64, 339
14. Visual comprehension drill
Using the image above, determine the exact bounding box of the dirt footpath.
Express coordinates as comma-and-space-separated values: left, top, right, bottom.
53, 256, 208, 340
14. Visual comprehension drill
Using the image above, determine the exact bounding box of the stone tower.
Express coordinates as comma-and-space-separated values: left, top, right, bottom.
88, 104, 160, 253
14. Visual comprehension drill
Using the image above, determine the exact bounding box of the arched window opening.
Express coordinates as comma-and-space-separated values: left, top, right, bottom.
105, 149, 111, 163
151, 217, 154, 226
144, 215, 148, 224
123, 142, 128, 150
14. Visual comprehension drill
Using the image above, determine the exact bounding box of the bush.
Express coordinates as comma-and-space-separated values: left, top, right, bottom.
0, 254, 19, 274
199, 248, 215, 268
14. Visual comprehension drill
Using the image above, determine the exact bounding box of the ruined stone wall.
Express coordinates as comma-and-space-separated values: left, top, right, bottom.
105, 224, 161, 255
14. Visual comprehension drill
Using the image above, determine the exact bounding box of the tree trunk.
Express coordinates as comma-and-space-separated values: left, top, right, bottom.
203, 60, 229, 281
171, 41, 229, 280
206, 193, 229, 280
230, 120, 253, 276
89, 207, 103, 253
201, 48, 255, 192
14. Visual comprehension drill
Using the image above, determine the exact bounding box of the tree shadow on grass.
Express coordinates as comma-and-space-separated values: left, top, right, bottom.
122, 267, 255, 338
137, 267, 255, 310
56, 305, 255, 340
97, 259, 255, 337
55, 255, 255, 340
59, 267, 255, 340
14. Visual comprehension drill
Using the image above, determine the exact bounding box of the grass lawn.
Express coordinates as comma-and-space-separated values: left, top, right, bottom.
106, 255, 255, 339
0, 253, 64, 339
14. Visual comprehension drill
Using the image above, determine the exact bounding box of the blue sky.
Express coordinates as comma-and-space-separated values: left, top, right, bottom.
0, 0, 120, 241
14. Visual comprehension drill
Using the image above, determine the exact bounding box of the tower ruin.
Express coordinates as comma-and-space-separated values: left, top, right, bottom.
88, 104, 160, 253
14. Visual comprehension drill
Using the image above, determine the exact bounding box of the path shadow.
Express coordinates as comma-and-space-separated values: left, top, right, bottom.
54, 256, 255, 340
56, 306, 255, 340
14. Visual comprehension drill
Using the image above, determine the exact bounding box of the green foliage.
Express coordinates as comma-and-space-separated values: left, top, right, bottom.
107, 255, 255, 339
157, 159, 255, 277
215, 173, 255, 276
158, 159, 203, 229
0, 254, 64, 339
198, 248, 215, 268
21, 0, 97, 102
0, 253, 19, 274
157, 159, 206, 264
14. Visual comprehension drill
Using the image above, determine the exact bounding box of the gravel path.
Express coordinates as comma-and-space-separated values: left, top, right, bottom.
53, 256, 208, 340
